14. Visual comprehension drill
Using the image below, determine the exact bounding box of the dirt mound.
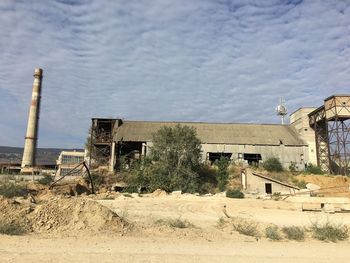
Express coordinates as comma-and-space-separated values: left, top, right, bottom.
0, 196, 127, 236
296, 174, 350, 197
29, 197, 126, 235
49, 177, 92, 196
0, 196, 33, 232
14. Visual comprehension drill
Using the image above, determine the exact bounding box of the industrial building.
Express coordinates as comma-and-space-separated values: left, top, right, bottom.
89, 95, 350, 175
55, 151, 85, 177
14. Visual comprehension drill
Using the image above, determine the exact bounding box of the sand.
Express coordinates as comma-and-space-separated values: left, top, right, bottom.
1, 193, 350, 262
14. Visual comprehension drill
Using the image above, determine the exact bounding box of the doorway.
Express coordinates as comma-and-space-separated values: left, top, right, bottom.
265, 183, 272, 194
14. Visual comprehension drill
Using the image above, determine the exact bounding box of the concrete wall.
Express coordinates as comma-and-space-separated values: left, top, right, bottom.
201, 143, 308, 170
144, 142, 307, 170
242, 169, 297, 195
290, 108, 317, 165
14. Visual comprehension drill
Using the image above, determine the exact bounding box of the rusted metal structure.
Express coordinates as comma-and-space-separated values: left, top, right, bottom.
309, 95, 350, 175
21, 68, 43, 173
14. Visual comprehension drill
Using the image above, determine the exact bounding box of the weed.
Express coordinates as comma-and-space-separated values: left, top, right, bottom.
155, 218, 194, 229
123, 193, 133, 198
0, 222, 26, 235
282, 226, 305, 241
265, 225, 282, 241
271, 192, 282, 201
0, 182, 27, 198
233, 218, 260, 237
311, 221, 348, 242
216, 217, 226, 229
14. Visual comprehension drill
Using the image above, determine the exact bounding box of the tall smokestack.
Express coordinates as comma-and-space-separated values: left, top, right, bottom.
21, 68, 43, 170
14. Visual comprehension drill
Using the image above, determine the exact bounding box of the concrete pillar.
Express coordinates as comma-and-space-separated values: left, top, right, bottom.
109, 141, 116, 172
21, 68, 43, 170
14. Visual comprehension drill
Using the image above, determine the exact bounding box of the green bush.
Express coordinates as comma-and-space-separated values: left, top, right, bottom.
305, 164, 324, 175
233, 218, 259, 237
0, 222, 26, 235
0, 182, 27, 198
215, 157, 230, 191
263, 157, 283, 172
37, 174, 53, 185
265, 225, 282, 241
311, 221, 348, 242
226, 189, 244, 199
282, 226, 305, 241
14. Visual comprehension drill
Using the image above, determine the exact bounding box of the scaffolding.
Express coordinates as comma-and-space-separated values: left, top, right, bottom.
309, 95, 350, 175
89, 118, 118, 169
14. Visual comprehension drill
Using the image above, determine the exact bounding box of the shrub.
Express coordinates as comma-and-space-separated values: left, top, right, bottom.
263, 157, 283, 172
37, 174, 53, 185
226, 189, 244, 199
88, 172, 105, 187
0, 222, 26, 235
233, 218, 260, 237
282, 226, 305, 241
0, 182, 27, 198
215, 157, 230, 191
289, 162, 297, 172
305, 164, 324, 175
311, 221, 348, 242
265, 225, 282, 241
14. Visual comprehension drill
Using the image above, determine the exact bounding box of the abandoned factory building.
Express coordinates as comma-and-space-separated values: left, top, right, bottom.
90, 112, 312, 172
89, 95, 350, 175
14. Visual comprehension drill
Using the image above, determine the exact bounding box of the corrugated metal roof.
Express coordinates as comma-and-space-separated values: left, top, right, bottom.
114, 121, 306, 146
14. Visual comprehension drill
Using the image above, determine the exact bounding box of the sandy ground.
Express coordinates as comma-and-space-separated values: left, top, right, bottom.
1, 235, 350, 263
1, 194, 350, 262
99, 194, 350, 227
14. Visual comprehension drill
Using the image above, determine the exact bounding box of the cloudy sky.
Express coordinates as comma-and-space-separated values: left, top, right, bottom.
0, 0, 349, 148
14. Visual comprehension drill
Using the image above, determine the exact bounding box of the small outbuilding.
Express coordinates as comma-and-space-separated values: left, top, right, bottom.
241, 168, 299, 196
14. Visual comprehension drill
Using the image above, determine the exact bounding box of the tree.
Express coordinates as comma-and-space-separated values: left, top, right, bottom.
215, 156, 230, 191
144, 124, 202, 192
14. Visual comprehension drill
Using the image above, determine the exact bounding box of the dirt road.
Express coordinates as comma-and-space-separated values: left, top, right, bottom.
1, 235, 350, 263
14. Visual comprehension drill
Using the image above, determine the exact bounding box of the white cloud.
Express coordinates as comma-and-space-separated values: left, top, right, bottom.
0, 0, 349, 148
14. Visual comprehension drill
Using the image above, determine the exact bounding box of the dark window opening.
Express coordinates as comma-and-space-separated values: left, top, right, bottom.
243, 153, 262, 165
208, 152, 232, 164
265, 183, 272, 194
117, 142, 144, 170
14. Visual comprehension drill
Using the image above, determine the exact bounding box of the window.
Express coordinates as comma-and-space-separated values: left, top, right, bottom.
61, 155, 84, 164
208, 152, 232, 164
243, 153, 262, 165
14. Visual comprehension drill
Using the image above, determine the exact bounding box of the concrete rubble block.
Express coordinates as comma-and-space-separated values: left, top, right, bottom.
171, 190, 182, 196
306, 183, 321, 191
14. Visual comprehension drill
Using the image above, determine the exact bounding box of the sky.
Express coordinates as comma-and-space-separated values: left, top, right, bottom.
0, 0, 349, 148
